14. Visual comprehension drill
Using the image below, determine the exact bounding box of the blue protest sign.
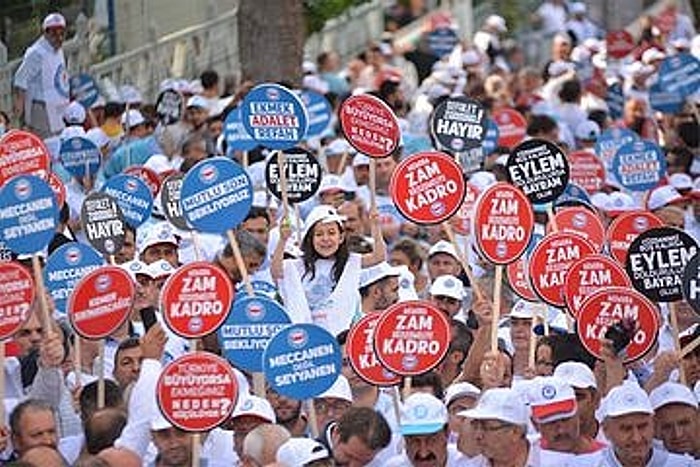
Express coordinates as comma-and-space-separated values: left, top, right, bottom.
235, 280, 278, 299
649, 82, 685, 114
595, 127, 638, 169
59, 136, 101, 179
44, 242, 105, 315
263, 323, 341, 399
218, 296, 291, 372
658, 53, 700, 98
241, 83, 308, 150
427, 27, 459, 58
481, 118, 500, 156
224, 107, 257, 152
606, 82, 624, 120
0, 175, 59, 254
102, 174, 154, 227
180, 157, 253, 233
611, 140, 666, 192
300, 90, 332, 139
69, 73, 100, 109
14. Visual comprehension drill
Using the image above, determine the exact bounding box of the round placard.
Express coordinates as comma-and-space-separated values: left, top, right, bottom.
564, 254, 631, 318
339, 94, 400, 158
241, 83, 308, 150
0, 262, 35, 340
265, 147, 322, 204
0, 130, 51, 185
346, 314, 401, 387
430, 96, 486, 152
506, 138, 570, 204
80, 192, 127, 256
606, 211, 664, 265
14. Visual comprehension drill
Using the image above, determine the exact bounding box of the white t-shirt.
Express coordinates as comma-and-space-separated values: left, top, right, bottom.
536, 2, 568, 35
570, 446, 694, 466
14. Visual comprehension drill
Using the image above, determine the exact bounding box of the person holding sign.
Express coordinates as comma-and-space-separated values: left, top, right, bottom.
272, 205, 386, 336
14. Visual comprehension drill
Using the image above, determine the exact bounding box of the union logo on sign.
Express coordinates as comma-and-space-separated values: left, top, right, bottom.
15, 179, 32, 201
402, 354, 418, 370
199, 165, 218, 184
71, 139, 82, 150
125, 179, 139, 193
266, 88, 280, 100
633, 216, 649, 232
288, 328, 308, 348
430, 202, 446, 216
572, 213, 587, 229
65, 247, 82, 265
246, 302, 265, 321
188, 316, 204, 333
95, 274, 112, 292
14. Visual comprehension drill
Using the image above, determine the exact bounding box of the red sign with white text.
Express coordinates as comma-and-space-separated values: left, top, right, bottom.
347, 314, 402, 386
549, 207, 605, 252
606, 211, 664, 265
374, 301, 450, 376
46, 172, 66, 209
124, 165, 162, 196
564, 254, 631, 318
68, 266, 134, 339
390, 151, 466, 225
528, 232, 596, 307
606, 30, 635, 59
339, 94, 400, 158
0, 262, 35, 340
157, 352, 238, 431
577, 287, 659, 363
161, 262, 233, 339
0, 130, 50, 186
451, 182, 480, 236
492, 108, 527, 148
568, 151, 606, 194
474, 182, 533, 264
507, 256, 538, 302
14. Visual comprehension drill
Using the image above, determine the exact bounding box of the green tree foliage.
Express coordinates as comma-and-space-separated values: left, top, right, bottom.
303, 0, 370, 35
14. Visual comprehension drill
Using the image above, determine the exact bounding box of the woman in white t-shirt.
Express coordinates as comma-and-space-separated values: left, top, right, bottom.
272, 204, 385, 335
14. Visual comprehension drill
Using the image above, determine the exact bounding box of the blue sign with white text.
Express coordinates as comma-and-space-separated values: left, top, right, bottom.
0, 175, 59, 254
218, 295, 291, 372
595, 128, 638, 169
649, 82, 685, 114
70, 73, 100, 108
180, 157, 253, 233
658, 53, 700, 98
301, 90, 333, 139
611, 140, 666, 192
44, 242, 105, 315
263, 323, 341, 400
606, 83, 624, 120
102, 174, 153, 227
427, 27, 459, 58
241, 83, 308, 150
224, 107, 258, 152
59, 136, 101, 179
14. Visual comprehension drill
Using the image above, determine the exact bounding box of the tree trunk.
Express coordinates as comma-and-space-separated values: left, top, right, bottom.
237, 0, 304, 86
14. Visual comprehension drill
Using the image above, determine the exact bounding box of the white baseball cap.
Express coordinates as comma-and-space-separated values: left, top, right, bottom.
276, 438, 330, 466
43, 13, 66, 30
360, 261, 402, 288
445, 382, 481, 407
231, 395, 276, 423
119, 85, 143, 105
150, 411, 173, 431
596, 381, 653, 421
143, 154, 173, 175
509, 299, 545, 320
669, 173, 693, 192
649, 382, 699, 411
527, 377, 578, 424
641, 47, 666, 65
574, 120, 600, 141
553, 361, 597, 390
301, 205, 346, 240
485, 15, 507, 33
318, 174, 345, 195
429, 274, 464, 301
63, 101, 86, 124
428, 240, 459, 261
325, 139, 355, 156
400, 393, 448, 435
146, 259, 176, 279
570, 2, 587, 14
138, 222, 179, 255
605, 192, 638, 216
396, 265, 418, 302
121, 109, 146, 129
186, 95, 209, 110
352, 153, 371, 167
86, 127, 110, 149
468, 171, 497, 191
460, 387, 529, 427
316, 375, 353, 403
647, 185, 686, 211
120, 259, 155, 281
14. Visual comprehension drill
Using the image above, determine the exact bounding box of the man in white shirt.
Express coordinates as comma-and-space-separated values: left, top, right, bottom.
13, 13, 70, 138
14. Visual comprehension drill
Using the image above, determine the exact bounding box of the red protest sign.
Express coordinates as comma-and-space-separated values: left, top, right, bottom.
474, 182, 533, 264
548, 207, 605, 252
339, 94, 400, 158
157, 352, 238, 431
0, 130, 50, 186
68, 266, 134, 339
124, 165, 162, 196
577, 287, 659, 363
564, 254, 631, 318
0, 262, 35, 340
606, 211, 664, 265
374, 301, 450, 376
346, 314, 401, 387
606, 30, 635, 59
529, 232, 596, 307
46, 172, 66, 209
161, 262, 233, 339
450, 182, 480, 236
507, 257, 538, 302
568, 151, 605, 194
492, 108, 527, 148
390, 151, 466, 225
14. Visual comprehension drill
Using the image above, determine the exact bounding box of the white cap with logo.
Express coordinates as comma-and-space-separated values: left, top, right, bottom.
400, 393, 448, 435
460, 387, 529, 427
